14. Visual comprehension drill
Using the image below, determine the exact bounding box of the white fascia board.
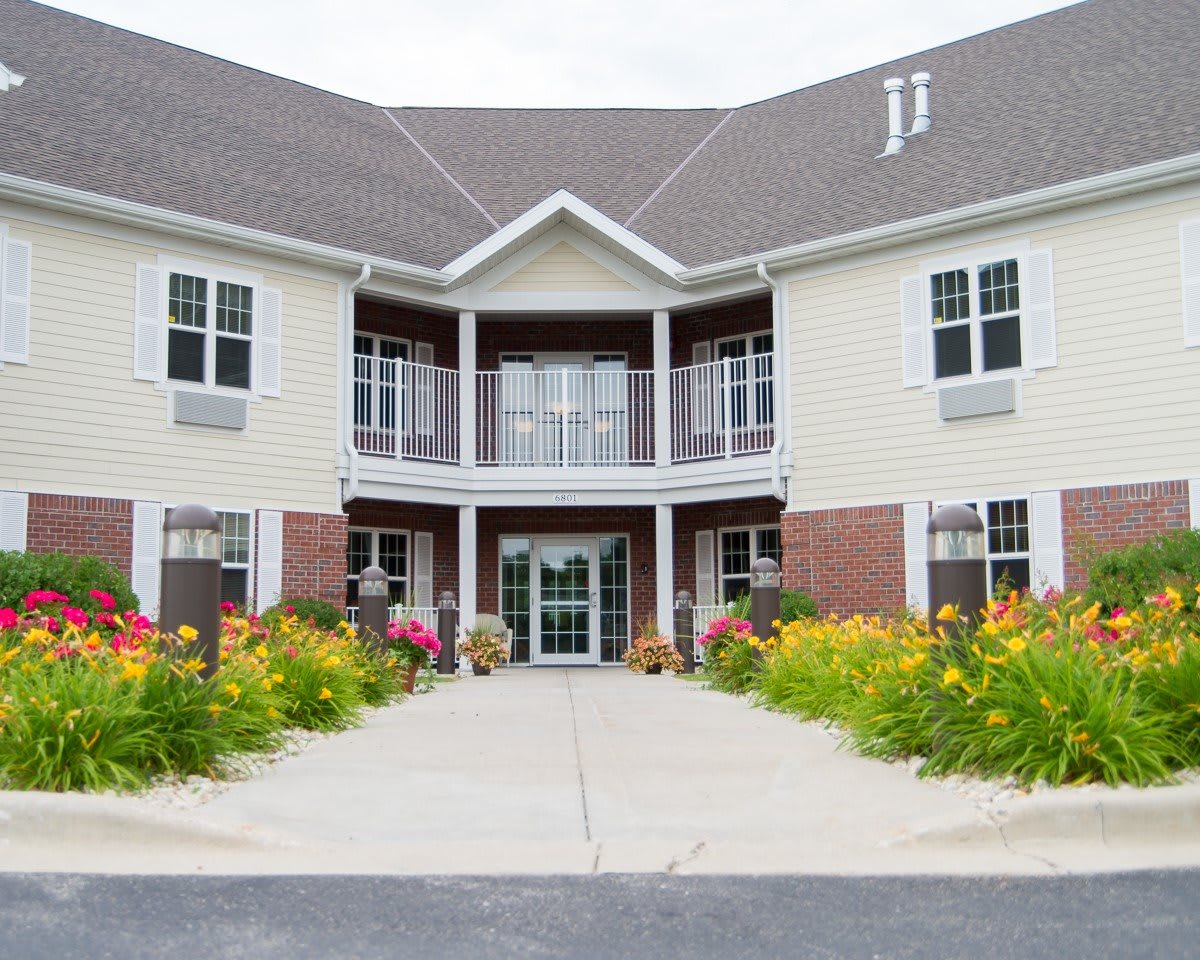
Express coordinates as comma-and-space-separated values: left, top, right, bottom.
442, 189, 686, 288
678, 151, 1200, 285
0, 171, 452, 289
1, 63, 25, 92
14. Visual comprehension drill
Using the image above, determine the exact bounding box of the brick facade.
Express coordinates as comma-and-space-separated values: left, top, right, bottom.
344, 499, 459, 602
279, 511, 349, 608
476, 316, 654, 371
355, 298, 458, 369
25, 494, 133, 577
670, 295, 772, 369
1061, 481, 1191, 591
672, 496, 784, 601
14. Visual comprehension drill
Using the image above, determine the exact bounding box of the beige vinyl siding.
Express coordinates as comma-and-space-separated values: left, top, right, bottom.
491, 241, 636, 292
787, 195, 1200, 511
0, 217, 340, 513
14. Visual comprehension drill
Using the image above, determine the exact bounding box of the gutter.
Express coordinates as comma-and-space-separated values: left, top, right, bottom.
341, 264, 372, 504
756, 262, 787, 504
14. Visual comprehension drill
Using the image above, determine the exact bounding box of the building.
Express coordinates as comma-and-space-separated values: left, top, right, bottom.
2, 0, 1199, 663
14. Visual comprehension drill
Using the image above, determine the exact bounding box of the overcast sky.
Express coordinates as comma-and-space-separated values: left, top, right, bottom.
47, 0, 1082, 108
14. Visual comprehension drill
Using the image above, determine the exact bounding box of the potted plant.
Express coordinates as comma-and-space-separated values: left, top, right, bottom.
622, 621, 683, 675
386, 617, 441, 693
458, 625, 509, 676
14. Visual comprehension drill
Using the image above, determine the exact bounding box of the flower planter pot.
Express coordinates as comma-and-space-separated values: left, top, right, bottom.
471, 662, 493, 676
646, 664, 663, 675
403, 662, 419, 694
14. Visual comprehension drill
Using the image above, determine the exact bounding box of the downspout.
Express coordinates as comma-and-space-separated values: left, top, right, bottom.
756, 262, 787, 504
342, 264, 372, 504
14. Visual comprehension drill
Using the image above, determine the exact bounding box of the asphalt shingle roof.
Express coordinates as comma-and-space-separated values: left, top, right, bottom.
1, 0, 1197, 272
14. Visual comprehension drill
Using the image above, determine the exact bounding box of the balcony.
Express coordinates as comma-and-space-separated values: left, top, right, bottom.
352, 357, 774, 468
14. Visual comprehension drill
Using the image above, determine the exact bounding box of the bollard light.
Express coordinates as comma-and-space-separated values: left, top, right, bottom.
927, 504, 988, 652
673, 590, 695, 675
357, 566, 389, 654
437, 591, 457, 675
159, 504, 222, 681
750, 557, 781, 671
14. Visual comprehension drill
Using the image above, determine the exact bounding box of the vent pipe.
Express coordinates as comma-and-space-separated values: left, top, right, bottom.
910, 72, 931, 134
879, 78, 906, 157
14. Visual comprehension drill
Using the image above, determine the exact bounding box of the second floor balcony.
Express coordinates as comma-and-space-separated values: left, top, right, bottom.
351, 355, 776, 470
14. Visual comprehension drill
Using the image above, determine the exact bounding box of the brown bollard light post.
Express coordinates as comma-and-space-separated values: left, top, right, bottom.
436, 591, 457, 675
159, 504, 222, 681
674, 591, 695, 675
927, 504, 988, 658
750, 557, 781, 671
357, 566, 389, 655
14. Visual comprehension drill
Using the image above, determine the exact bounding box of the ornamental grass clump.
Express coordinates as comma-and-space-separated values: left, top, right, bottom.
708, 586, 1200, 788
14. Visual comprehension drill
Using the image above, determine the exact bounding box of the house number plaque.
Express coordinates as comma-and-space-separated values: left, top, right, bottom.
553, 493, 579, 504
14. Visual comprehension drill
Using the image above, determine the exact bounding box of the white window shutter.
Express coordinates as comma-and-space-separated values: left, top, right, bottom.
255, 510, 284, 613
130, 501, 161, 616
414, 531, 433, 607
1, 237, 32, 365
900, 275, 926, 387
903, 501, 930, 611
1031, 490, 1064, 591
691, 341, 713, 436
0, 490, 29, 551
257, 286, 283, 398
695, 529, 715, 604
1190, 478, 1200, 529
1181, 221, 1200, 348
1026, 249, 1057, 369
133, 264, 163, 381
415, 341, 434, 437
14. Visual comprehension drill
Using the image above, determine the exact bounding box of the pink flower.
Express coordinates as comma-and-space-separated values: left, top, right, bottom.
95, 612, 116, 628
220, 601, 237, 613
89, 590, 117, 611
23, 589, 69, 612
286, 645, 298, 659
0, 607, 18, 629
285, 605, 296, 614
62, 606, 90, 628
43, 616, 61, 633
1041, 586, 1063, 605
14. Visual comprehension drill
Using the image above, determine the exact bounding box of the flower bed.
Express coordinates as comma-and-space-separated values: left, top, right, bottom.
703, 587, 1200, 787
0, 590, 407, 792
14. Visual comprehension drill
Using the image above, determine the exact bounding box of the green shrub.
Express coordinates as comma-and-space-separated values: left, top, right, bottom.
262, 598, 344, 632
1084, 529, 1200, 614
0, 551, 138, 613
781, 589, 819, 622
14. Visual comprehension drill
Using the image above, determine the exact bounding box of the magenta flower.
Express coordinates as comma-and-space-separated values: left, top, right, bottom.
62, 606, 90, 628
88, 590, 117, 611
0, 607, 17, 629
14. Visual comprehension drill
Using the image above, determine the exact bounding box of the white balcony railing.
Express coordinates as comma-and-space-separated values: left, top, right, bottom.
670, 356, 775, 463
477, 369, 654, 467
353, 357, 459, 464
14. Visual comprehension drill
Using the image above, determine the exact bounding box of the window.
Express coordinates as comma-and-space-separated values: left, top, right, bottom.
217, 511, 252, 606
719, 526, 782, 602
353, 335, 410, 441
946, 499, 1031, 594
166, 272, 255, 390
345, 529, 409, 606
715, 332, 774, 428
930, 258, 1021, 381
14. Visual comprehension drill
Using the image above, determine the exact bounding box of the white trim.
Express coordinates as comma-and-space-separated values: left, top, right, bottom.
0, 62, 26, 92
0, 232, 31, 366
1190, 479, 1200, 529
458, 504, 477, 633
254, 509, 283, 615
0, 489, 28, 552
1182, 219, 1200, 348
655, 504, 673, 637
459, 311, 477, 469
653, 310, 671, 468
902, 501, 929, 611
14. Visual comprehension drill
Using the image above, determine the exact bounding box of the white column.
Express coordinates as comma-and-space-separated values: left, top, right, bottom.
655, 503, 674, 636
653, 309, 671, 468
459, 310, 476, 469
458, 502, 477, 630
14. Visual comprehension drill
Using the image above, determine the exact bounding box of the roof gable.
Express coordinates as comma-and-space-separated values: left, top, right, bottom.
490, 241, 636, 293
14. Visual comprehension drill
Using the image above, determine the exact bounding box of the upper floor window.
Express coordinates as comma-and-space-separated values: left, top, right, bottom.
167, 273, 254, 390
716, 331, 774, 429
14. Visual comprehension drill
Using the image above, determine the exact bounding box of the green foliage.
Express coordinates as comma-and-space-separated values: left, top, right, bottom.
781, 590, 819, 622
0, 551, 138, 613
262, 598, 344, 631
268, 646, 366, 732
1085, 529, 1200, 614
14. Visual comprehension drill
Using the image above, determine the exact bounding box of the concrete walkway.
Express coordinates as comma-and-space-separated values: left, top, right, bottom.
5, 669, 1200, 874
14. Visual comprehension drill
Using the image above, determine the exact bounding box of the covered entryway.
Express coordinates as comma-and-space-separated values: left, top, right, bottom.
531, 538, 597, 665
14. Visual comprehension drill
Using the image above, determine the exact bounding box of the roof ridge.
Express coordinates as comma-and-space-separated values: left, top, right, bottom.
381, 107, 501, 232
625, 109, 736, 229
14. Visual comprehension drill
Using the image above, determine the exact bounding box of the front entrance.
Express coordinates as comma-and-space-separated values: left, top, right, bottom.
501, 534, 631, 666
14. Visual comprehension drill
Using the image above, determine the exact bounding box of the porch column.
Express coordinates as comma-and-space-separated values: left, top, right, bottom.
458, 504, 477, 633
653, 309, 670, 468
656, 503, 674, 637
459, 310, 476, 468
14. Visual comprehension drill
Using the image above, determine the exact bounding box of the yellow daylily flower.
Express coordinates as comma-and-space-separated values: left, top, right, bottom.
255, 644, 269, 658
943, 667, 962, 685
318, 688, 333, 700
1006, 637, 1027, 653
177, 625, 198, 641
121, 661, 147, 681
936, 604, 956, 622
986, 714, 1010, 727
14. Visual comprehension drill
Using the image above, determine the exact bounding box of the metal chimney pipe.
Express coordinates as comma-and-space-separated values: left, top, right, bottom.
880, 77, 906, 156
910, 72, 931, 134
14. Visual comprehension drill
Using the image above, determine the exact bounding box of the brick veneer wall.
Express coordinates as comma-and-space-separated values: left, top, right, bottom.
476, 316, 654, 371
344, 499, 459, 602
781, 504, 907, 616
476, 505, 658, 631
355, 298, 458, 369
1061, 481, 1191, 591
26, 494, 133, 577
280, 511, 349, 608
670, 295, 772, 369
672, 496, 784, 600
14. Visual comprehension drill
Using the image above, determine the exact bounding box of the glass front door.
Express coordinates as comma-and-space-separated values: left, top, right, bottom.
531, 538, 599, 665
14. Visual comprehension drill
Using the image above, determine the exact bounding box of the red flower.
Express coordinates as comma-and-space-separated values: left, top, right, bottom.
220, 601, 237, 613
88, 590, 117, 611
0, 607, 18, 629
286, 645, 298, 659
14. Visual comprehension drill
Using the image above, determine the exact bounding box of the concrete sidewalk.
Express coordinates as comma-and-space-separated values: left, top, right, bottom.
4, 669, 1200, 875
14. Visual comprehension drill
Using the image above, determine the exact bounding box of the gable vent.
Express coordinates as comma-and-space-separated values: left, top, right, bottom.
174, 391, 248, 430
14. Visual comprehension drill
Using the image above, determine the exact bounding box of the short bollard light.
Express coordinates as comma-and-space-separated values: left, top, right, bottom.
674, 591, 695, 675
927, 504, 988, 651
437, 591, 457, 675
357, 566, 389, 654
750, 557, 782, 670
159, 504, 222, 681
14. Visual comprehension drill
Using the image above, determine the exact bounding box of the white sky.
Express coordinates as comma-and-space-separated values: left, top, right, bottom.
47, 0, 1082, 108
